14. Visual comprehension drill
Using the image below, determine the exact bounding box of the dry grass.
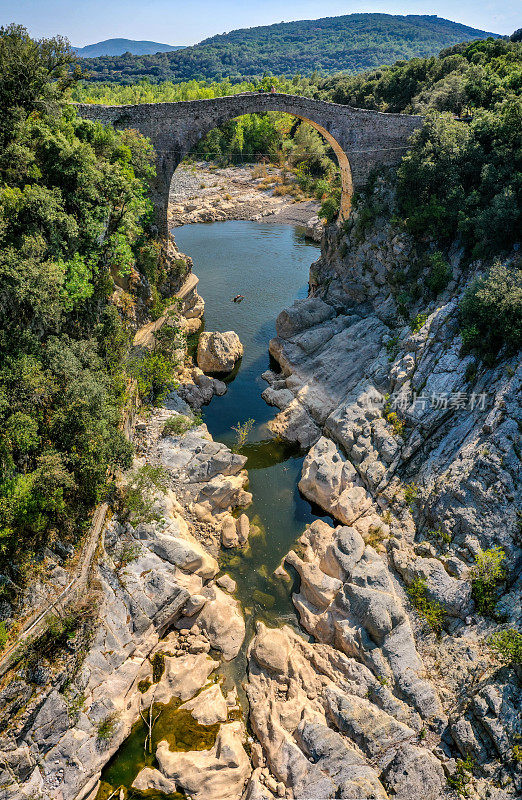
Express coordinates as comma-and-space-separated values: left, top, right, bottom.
251, 164, 267, 179
259, 175, 282, 189
365, 524, 389, 552
272, 184, 295, 197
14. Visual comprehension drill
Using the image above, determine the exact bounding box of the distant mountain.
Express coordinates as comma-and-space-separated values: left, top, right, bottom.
74, 38, 184, 58
79, 14, 500, 85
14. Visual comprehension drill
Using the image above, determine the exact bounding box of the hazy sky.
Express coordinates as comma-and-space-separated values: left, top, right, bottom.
1, 0, 518, 46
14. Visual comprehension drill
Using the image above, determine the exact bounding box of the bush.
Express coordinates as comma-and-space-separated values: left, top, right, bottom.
407, 577, 445, 634
320, 189, 341, 223
96, 713, 118, 741
487, 629, 522, 664
410, 312, 429, 333
447, 754, 474, 795
404, 482, 420, 508
460, 262, 522, 359
470, 547, 506, 614
0, 621, 8, 652
426, 251, 452, 294
426, 526, 452, 550
231, 418, 254, 452
122, 464, 170, 524
385, 411, 405, 437
128, 352, 179, 405
162, 413, 201, 437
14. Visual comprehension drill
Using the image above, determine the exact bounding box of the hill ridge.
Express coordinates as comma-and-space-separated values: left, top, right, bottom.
79, 13, 500, 85
74, 38, 183, 57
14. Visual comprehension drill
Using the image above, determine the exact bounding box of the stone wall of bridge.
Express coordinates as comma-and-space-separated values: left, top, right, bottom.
76, 94, 423, 236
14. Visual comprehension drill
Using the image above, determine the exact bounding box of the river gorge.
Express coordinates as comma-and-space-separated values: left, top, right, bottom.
2, 167, 520, 800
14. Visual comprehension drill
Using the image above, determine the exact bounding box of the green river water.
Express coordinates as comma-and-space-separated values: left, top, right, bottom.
98, 220, 326, 798
175, 221, 327, 640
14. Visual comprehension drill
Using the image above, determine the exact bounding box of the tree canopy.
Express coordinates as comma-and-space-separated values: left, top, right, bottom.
0, 26, 167, 580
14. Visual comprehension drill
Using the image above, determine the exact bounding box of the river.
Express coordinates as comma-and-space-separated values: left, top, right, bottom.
175, 220, 327, 677
98, 220, 326, 797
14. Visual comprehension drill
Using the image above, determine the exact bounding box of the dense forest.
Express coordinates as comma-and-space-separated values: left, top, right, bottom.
320, 37, 522, 254
78, 14, 498, 84
329, 35, 522, 359
0, 25, 182, 595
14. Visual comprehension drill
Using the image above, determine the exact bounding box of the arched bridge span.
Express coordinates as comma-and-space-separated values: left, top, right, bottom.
76, 93, 422, 236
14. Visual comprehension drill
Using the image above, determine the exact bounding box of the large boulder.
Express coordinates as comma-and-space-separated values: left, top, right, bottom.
298, 437, 374, 526
197, 330, 243, 373
177, 585, 245, 661
275, 297, 334, 339
380, 744, 446, 800
156, 721, 251, 800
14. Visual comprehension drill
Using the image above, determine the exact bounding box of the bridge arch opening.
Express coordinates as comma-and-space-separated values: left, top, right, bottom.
168, 109, 353, 229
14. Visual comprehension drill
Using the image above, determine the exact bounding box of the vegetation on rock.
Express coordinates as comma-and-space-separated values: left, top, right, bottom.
470, 547, 507, 614
488, 629, 522, 664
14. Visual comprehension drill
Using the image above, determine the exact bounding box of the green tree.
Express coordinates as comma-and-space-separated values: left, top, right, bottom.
460, 262, 522, 359
0, 23, 76, 146
470, 547, 506, 614
0, 27, 159, 585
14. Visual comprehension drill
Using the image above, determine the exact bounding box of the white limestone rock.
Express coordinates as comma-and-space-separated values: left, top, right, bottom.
156, 721, 251, 800
197, 330, 244, 373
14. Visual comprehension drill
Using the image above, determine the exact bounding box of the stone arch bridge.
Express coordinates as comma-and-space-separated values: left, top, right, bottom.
76, 93, 422, 236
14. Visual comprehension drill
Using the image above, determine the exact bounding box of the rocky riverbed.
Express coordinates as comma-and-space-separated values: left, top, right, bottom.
1, 175, 520, 800
169, 162, 323, 237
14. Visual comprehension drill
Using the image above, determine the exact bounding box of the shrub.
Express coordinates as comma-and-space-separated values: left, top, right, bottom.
427, 526, 452, 549
151, 651, 166, 683
96, 713, 118, 741
320, 189, 341, 223
251, 163, 267, 179
460, 262, 522, 360
365, 524, 389, 551
385, 335, 400, 361
470, 547, 506, 614
386, 411, 405, 437
114, 540, 141, 570
410, 312, 429, 333
128, 352, 179, 405
426, 251, 452, 294
447, 754, 474, 795
404, 482, 420, 508
0, 621, 8, 652
487, 629, 522, 664
122, 464, 170, 524
231, 418, 254, 452
407, 577, 445, 635
162, 413, 202, 437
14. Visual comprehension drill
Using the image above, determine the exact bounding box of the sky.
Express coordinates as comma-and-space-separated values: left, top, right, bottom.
0, 0, 518, 46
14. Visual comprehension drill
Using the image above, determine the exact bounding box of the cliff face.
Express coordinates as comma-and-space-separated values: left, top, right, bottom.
258, 186, 522, 798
